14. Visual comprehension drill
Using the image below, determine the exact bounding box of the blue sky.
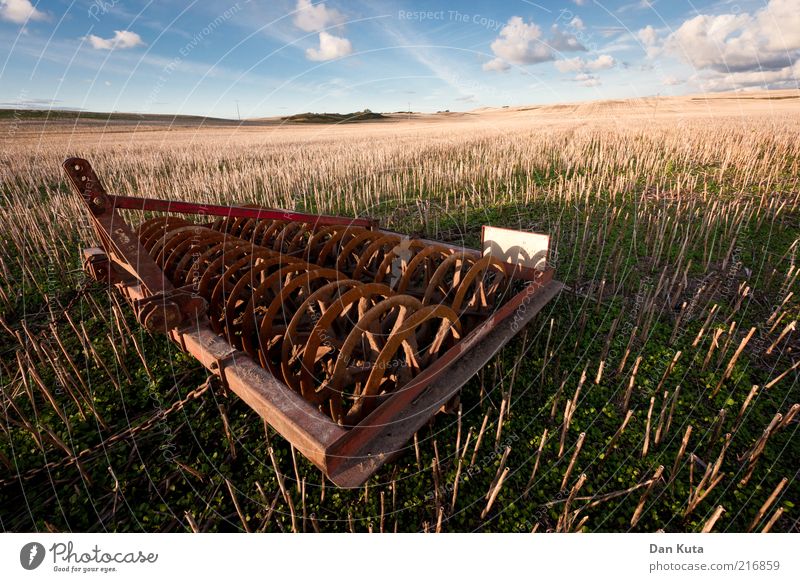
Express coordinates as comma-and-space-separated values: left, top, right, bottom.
0, 0, 797, 118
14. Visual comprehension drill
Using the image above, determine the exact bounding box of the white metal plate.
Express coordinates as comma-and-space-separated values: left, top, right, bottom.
481, 225, 549, 271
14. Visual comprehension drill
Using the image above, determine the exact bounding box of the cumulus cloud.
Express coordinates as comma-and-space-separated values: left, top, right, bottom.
549, 24, 586, 52
483, 17, 585, 72
483, 58, 510, 72
574, 73, 601, 86
85, 30, 144, 50
570, 17, 585, 30
306, 31, 352, 61
692, 61, 800, 92
554, 54, 615, 72
637, 25, 657, 46
663, 0, 799, 73
0, 0, 46, 24
483, 17, 550, 71
293, 0, 343, 32
293, 1, 352, 63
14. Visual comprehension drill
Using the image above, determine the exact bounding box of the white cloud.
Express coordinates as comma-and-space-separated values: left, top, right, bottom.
483, 17, 587, 71
486, 17, 550, 68
483, 58, 510, 72
570, 17, 585, 30
305, 31, 351, 61
549, 25, 586, 52
663, 0, 800, 74
662, 75, 683, 86
85, 30, 145, 50
555, 54, 615, 72
574, 73, 601, 87
293, 0, 343, 33
757, 0, 800, 51
0, 0, 46, 24
691, 61, 800, 92
572, 0, 588, 5
637, 25, 657, 46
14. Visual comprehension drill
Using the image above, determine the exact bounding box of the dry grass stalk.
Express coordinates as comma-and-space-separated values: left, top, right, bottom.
766, 292, 793, 326
761, 508, 784, 533
559, 400, 572, 459
225, 478, 250, 532
705, 408, 727, 459
494, 397, 507, 449
764, 359, 800, 390
480, 467, 509, 519
643, 396, 656, 457
664, 385, 681, 438
631, 466, 664, 527
185, 512, 200, 533
685, 436, 730, 517
267, 446, 288, 502
561, 432, 586, 490
692, 304, 719, 347
450, 456, 463, 512
778, 404, 799, 429
413, 431, 421, 469
701, 505, 726, 533
460, 428, 473, 461
218, 404, 236, 460
703, 328, 725, 371
655, 351, 682, 394
290, 445, 302, 494
455, 403, 462, 459
623, 356, 642, 413
599, 409, 635, 470
748, 477, 788, 532
525, 428, 548, 495
301, 478, 307, 532
470, 412, 490, 466
739, 413, 782, 485
617, 325, 638, 375
765, 321, 795, 355
669, 425, 693, 484
713, 327, 756, 395
486, 446, 511, 501
654, 390, 669, 445
557, 473, 587, 532
550, 377, 568, 421
734, 385, 759, 431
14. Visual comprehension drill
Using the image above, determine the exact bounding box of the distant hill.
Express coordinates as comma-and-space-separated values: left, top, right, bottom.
0, 109, 235, 124
281, 109, 386, 124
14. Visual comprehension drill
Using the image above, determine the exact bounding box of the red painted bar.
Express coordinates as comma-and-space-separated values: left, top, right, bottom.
109, 194, 377, 228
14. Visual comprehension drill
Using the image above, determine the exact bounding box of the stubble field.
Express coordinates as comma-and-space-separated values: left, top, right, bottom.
1, 91, 798, 532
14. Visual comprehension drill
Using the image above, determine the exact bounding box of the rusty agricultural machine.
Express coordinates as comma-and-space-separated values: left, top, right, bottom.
63, 157, 562, 486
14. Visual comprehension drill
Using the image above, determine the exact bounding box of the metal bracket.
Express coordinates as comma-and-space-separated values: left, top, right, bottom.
132, 286, 207, 333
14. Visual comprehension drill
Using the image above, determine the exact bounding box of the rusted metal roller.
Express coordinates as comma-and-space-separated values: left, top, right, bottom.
280, 279, 363, 393
137, 217, 194, 253
210, 255, 302, 336
450, 254, 511, 316
66, 157, 560, 486
250, 267, 344, 361
272, 221, 312, 255
316, 297, 461, 425
344, 303, 462, 424
394, 244, 454, 295
297, 283, 396, 414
